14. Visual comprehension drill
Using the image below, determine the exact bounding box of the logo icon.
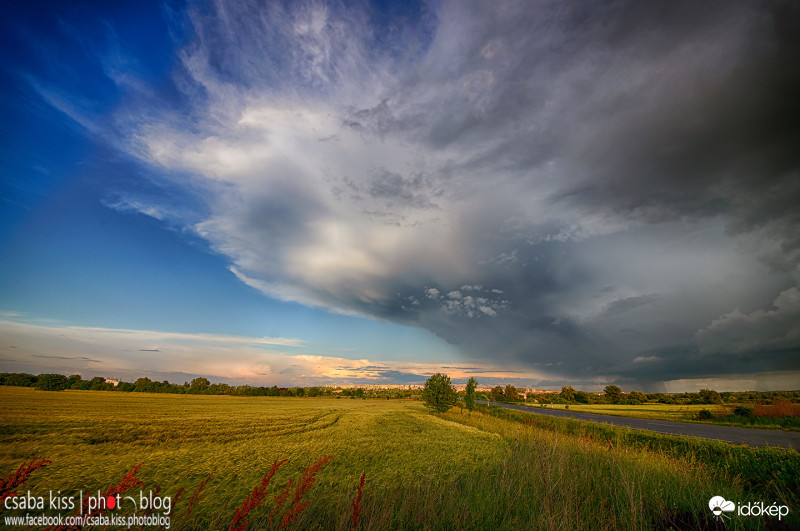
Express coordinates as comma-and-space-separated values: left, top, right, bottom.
709, 496, 735, 521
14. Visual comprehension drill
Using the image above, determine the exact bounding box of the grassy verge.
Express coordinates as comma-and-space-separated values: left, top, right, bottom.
522, 402, 800, 431
476, 404, 800, 507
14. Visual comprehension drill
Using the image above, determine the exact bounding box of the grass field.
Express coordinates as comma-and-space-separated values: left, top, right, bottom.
1, 387, 797, 529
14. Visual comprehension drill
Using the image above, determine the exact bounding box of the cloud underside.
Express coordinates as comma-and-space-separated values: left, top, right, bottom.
100, 0, 799, 387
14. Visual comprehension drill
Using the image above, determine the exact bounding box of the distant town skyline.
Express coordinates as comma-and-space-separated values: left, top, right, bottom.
2, 0, 799, 392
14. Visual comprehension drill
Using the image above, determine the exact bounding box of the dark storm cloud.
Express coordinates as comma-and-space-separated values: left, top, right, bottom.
122, 0, 800, 390
383, 0, 800, 241
368, 169, 438, 209
600, 294, 659, 318
368, 0, 800, 387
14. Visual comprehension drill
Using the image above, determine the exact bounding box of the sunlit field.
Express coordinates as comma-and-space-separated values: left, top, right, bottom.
1, 387, 797, 529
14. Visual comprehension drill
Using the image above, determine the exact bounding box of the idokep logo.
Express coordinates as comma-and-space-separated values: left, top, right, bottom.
709, 496, 791, 522
708, 496, 735, 521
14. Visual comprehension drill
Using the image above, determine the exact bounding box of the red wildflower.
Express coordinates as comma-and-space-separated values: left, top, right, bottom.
167, 487, 186, 518
281, 455, 331, 529
186, 472, 214, 519
268, 479, 294, 523
229, 459, 288, 531
46, 462, 144, 531
351, 473, 366, 530
0, 458, 52, 504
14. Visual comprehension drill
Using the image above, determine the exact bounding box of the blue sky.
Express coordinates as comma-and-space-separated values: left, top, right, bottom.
2, 0, 799, 392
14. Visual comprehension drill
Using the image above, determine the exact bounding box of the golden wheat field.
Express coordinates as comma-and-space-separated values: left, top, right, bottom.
0, 387, 502, 528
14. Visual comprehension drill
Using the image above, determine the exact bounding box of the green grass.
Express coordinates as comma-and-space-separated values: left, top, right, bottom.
531, 402, 725, 420
1, 387, 796, 529
528, 402, 800, 430
477, 404, 800, 506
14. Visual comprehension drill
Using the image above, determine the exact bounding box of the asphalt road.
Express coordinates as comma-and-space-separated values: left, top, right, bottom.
479, 401, 800, 450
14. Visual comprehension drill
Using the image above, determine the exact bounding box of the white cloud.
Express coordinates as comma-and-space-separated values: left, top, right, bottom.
424, 288, 440, 299
102, 197, 167, 221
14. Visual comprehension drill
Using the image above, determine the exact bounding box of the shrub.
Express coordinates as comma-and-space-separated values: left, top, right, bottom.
697, 409, 714, 420
733, 405, 754, 418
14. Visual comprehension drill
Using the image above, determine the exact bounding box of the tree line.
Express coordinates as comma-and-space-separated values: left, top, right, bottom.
2, 372, 797, 404
0, 373, 417, 398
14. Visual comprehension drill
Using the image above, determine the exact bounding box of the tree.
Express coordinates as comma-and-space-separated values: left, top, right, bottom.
629, 390, 646, 404
134, 377, 154, 392
699, 388, 721, 404
604, 385, 623, 404
189, 377, 210, 393
505, 384, 520, 402
116, 381, 135, 392
422, 373, 458, 412
89, 377, 108, 391
560, 386, 576, 403
465, 377, 477, 411
35, 374, 68, 391
490, 386, 505, 403
1, 373, 37, 387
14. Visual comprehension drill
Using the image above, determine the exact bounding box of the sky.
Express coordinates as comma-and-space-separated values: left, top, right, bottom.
1, 0, 799, 392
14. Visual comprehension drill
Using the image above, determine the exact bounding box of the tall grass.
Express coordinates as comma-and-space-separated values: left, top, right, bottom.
475, 404, 800, 510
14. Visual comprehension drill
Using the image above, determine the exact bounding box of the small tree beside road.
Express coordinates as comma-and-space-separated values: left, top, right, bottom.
465, 377, 478, 412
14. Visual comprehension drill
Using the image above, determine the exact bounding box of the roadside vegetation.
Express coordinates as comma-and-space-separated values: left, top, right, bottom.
474, 404, 799, 507
483, 383, 800, 431
524, 402, 800, 431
